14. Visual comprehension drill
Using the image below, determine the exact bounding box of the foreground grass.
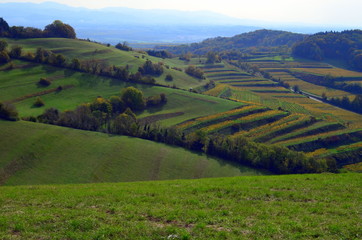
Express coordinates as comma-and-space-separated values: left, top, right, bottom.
0, 173, 360, 239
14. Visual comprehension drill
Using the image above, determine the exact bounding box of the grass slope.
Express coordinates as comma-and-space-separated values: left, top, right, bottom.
0, 60, 241, 126
0, 173, 360, 239
1, 38, 204, 89
0, 120, 265, 186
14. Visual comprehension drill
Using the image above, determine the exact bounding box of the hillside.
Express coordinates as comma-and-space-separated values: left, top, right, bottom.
0, 37, 360, 174
292, 30, 362, 70
0, 120, 265, 186
1, 37, 208, 89
158, 29, 306, 54
0, 173, 360, 239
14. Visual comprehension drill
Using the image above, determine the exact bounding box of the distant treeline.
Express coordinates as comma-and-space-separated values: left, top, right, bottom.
292, 30, 362, 70
157, 29, 306, 55
0, 18, 76, 39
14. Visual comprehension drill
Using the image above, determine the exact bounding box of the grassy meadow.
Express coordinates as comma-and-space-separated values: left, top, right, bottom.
0, 173, 360, 239
0, 60, 241, 126
0, 120, 265, 186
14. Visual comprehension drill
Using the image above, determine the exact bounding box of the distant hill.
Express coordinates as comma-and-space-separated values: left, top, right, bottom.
292, 30, 362, 70
0, 2, 260, 44
158, 29, 307, 54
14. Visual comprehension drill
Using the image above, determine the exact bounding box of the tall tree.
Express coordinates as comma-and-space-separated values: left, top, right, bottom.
44, 20, 76, 39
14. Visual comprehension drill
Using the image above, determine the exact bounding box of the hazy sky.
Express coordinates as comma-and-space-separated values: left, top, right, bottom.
2, 0, 362, 27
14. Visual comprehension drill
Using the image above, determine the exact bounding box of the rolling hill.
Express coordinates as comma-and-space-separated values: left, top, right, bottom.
0, 120, 266, 186
157, 29, 306, 54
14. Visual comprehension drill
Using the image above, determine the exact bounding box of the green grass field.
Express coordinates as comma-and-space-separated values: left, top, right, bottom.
0, 173, 360, 239
0, 60, 240, 126
0, 120, 266, 186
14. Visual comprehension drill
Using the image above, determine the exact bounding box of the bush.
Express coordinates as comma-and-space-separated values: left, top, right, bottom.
165, 74, 173, 81
33, 97, 45, 107
0, 51, 10, 64
38, 78, 51, 86
0, 102, 18, 121
185, 65, 205, 79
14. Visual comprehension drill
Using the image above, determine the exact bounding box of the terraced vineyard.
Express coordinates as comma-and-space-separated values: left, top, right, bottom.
198, 61, 362, 162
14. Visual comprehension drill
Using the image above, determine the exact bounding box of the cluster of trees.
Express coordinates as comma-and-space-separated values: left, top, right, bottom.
138, 60, 164, 76
147, 50, 173, 59
0, 18, 76, 39
34, 87, 166, 131
158, 29, 305, 55
185, 65, 205, 79
326, 94, 362, 114
115, 42, 133, 51
292, 30, 362, 70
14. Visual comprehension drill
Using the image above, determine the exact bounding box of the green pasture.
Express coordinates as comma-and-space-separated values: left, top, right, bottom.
0, 173, 360, 239
0, 120, 266, 186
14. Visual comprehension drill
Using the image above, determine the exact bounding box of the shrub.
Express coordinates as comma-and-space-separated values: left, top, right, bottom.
38, 78, 51, 86
33, 97, 45, 107
0, 102, 18, 121
165, 74, 173, 81
185, 65, 205, 79
0, 51, 10, 64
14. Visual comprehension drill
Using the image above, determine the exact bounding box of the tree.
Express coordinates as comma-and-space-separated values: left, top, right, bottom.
165, 74, 173, 81
206, 51, 221, 64
121, 87, 145, 110
0, 40, 8, 51
34, 48, 45, 63
33, 97, 45, 107
44, 20, 76, 39
0, 18, 10, 37
293, 85, 300, 93
9, 45, 22, 58
185, 65, 205, 79
109, 96, 126, 114
70, 58, 81, 70
0, 102, 18, 121
115, 42, 132, 51
55, 54, 66, 67
0, 51, 10, 64
38, 78, 51, 86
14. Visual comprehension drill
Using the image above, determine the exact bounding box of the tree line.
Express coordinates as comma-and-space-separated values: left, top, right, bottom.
0, 18, 76, 39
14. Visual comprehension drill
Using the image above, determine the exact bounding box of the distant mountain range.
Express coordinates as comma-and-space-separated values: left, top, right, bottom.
0, 2, 353, 45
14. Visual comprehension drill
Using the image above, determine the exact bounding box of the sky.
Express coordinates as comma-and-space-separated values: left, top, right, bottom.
1, 0, 362, 27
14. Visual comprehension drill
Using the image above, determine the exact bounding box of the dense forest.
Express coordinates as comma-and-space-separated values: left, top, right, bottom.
0, 18, 76, 39
292, 30, 362, 70
158, 29, 306, 54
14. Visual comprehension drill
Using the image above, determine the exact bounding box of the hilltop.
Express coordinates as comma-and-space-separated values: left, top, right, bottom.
157, 29, 306, 54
